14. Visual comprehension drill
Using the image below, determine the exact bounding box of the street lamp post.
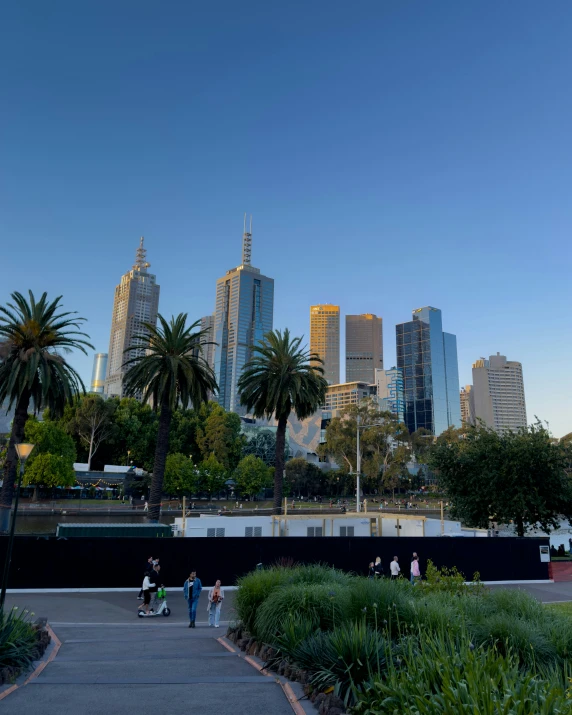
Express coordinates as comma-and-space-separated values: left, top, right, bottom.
0, 443, 35, 611
355, 415, 383, 513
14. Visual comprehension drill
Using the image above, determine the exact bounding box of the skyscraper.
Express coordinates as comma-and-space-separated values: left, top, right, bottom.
104, 238, 160, 397
213, 218, 274, 415
199, 314, 215, 372
460, 385, 474, 425
90, 353, 108, 394
310, 304, 340, 385
471, 353, 527, 432
374, 367, 405, 423
396, 306, 461, 436
346, 314, 383, 383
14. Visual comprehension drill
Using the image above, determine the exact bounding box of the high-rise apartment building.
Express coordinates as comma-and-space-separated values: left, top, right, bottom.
199, 314, 215, 372
374, 368, 405, 423
90, 353, 108, 394
213, 219, 274, 415
460, 385, 474, 425
310, 305, 340, 385
471, 353, 526, 432
104, 238, 160, 397
323, 381, 375, 413
346, 314, 383, 383
396, 306, 461, 436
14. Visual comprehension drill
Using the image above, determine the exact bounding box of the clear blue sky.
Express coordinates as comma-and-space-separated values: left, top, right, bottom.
1, 1, 571, 436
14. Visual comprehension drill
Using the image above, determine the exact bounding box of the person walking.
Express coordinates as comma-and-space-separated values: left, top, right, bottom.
137, 556, 154, 600
410, 553, 421, 585
138, 570, 156, 615
207, 580, 224, 628
390, 556, 401, 580
373, 556, 384, 578
183, 570, 203, 628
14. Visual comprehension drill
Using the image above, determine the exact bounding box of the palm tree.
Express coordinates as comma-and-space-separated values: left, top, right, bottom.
122, 313, 217, 522
238, 329, 327, 513
0, 291, 93, 532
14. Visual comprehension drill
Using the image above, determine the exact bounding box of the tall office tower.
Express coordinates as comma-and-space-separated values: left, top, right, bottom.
471, 353, 527, 432
374, 368, 405, 423
460, 385, 474, 425
104, 238, 160, 397
345, 314, 383, 383
310, 305, 340, 385
90, 353, 108, 394
199, 314, 215, 371
396, 306, 461, 436
213, 218, 274, 415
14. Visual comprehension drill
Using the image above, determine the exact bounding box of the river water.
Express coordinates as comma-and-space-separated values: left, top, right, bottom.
16, 513, 176, 534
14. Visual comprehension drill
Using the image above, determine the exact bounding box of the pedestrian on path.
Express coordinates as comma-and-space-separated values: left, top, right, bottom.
410, 553, 421, 585
208, 580, 224, 627
373, 556, 384, 578
137, 556, 154, 600
138, 571, 156, 615
390, 556, 401, 580
184, 570, 203, 628
367, 562, 375, 579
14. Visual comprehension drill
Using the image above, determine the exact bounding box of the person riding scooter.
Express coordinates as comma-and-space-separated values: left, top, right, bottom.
138, 570, 156, 615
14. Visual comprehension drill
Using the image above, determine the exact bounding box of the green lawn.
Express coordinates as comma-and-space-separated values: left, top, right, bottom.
547, 602, 572, 616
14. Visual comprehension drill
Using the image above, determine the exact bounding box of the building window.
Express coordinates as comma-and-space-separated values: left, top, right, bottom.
340, 526, 354, 536
207, 528, 225, 537
307, 526, 323, 537
245, 526, 262, 537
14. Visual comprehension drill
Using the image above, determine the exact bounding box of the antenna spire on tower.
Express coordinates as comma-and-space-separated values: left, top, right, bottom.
242, 213, 252, 266
134, 236, 149, 270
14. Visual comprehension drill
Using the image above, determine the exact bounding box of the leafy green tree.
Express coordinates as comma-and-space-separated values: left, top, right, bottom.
169, 409, 201, 463
234, 454, 271, 498
197, 402, 244, 470
429, 421, 572, 537
123, 314, 217, 521
319, 400, 409, 496
23, 418, 76, 500
197, 453, 227, 498
0, 291, 92, 530
238, 329, 327, 513
108, 398, 158, 471
163, 453, 197, 497
285, 457, 323, 497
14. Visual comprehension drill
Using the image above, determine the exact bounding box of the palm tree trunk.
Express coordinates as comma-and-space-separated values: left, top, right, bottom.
273, 415, 288, 514
148, 399, 172, 522
0, 391, 30, 533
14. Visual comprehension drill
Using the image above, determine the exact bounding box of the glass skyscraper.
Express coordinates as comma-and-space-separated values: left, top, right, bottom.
213, 221, 274, 415
396, 307, 460, 436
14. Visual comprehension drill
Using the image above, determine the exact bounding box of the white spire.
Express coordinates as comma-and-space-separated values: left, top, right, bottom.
133, 236, 150, 270
242, 214, 252, 266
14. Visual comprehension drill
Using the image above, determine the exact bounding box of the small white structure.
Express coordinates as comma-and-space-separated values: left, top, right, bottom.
171, 512, 478, 538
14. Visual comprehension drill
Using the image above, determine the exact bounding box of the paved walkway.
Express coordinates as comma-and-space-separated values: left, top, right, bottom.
2, 591, 294, 715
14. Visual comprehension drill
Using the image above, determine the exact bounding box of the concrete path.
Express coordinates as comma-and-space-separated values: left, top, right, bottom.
2, 591, 294, 715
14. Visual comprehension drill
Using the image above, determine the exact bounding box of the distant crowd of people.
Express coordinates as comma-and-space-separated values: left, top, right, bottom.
368, 552, 421, 584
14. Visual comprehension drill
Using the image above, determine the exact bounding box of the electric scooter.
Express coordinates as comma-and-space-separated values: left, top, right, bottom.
138, 587, 171, 618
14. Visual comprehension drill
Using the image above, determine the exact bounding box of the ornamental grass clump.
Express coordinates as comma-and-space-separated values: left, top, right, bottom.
353, 628, 570, 715
254, 583, 350, 643
0, 608, 39, 671
235, 567, 291, 632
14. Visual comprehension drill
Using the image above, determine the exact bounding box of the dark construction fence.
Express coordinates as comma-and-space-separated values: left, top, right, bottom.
0, 535, 549, 589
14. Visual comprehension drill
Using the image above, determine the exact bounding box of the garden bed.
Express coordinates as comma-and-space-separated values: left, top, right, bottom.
229, 563, 572, 714
0, 609, 51, 686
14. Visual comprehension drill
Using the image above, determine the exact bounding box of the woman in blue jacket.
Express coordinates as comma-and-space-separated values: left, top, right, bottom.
183, 571, 202, 628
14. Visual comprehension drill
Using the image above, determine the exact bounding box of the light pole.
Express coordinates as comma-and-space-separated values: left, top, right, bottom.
355, 414, 383, 513
0, 442, 35, 611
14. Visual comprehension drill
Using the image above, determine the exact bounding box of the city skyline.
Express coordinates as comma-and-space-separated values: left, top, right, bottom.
2, 2, 570, 436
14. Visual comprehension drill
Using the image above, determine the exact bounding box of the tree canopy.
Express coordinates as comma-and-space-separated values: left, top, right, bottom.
234, 454, 271, 497
23, 418, 76, 497
429, 421, 572, 537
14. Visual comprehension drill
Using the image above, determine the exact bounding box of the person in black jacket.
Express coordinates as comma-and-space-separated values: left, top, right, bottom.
373, 556, 384, 578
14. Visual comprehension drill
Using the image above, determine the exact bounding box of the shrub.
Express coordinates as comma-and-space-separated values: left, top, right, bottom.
286, 563, 352, 588
234, 567, 290, 632
469, 612, 558, 669
0, 608, 39, 671
353, 629, 570, 715
418, 559, 483, 595
254, 583, 350, 643
310, 621, 388, 707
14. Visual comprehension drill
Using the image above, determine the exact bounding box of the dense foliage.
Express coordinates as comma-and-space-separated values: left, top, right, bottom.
234, 565, 572, 712
0, 607, 41, 671
429, 421, 572, 536
0, 290, 92, 531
